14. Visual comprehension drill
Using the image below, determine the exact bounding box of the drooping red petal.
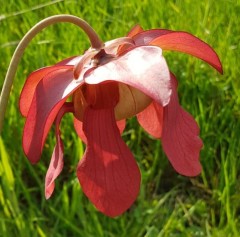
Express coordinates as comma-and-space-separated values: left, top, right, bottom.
77, 107, 141, 217
137, 101, 163, 138
150, 32, 223, 73
74, 117, 126, 144
162, 73, 203, 176
84, 46, 171, 107
19, 65, 73, 117
23, 67, 83, 164
133, 29, 173, 45
45, 132, 64, 199
45, 103, 74, 199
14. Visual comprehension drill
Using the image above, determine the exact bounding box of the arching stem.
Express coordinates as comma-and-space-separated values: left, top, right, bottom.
0, 14, 103, 135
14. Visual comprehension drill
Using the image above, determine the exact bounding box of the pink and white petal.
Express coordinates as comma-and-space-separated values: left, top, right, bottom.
20, 65, 73, 117
84, 46, 171, 107
162, 74, 203, 176
133, 29, 173, 45
77, 107, 141, 217
150, 32, 223, 73
23, 67, 83, 164
45, 103, 74, 199
137, 101, 163, 138
74, 117, 126, 144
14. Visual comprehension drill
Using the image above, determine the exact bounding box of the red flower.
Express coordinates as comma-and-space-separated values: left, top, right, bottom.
19, 24, 222, 217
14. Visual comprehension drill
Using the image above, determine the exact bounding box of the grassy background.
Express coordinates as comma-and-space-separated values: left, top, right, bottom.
0, 0, 239, 236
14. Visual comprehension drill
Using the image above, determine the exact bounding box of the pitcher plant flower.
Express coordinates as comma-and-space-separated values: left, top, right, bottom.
0, 15, 222, 218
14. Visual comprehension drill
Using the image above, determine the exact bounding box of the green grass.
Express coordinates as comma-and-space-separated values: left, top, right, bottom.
0, 0, 239, 236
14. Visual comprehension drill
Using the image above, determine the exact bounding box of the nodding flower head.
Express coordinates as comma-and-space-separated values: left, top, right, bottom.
19, 19, 222, 217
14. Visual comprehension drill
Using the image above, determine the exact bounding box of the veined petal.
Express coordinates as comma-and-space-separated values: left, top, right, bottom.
150, 32, 223, 73
20, 65, 73, 117
137, 101, 163, 138
74, 117, 126, 144
77, 107, 141, 217
23, 67, 83, 164
162, 73, 203, 176
84, 46, 171, 107
45, 103, 74, 199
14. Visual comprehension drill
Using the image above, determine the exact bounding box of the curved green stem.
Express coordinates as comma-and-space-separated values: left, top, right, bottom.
0, 14, 103, 135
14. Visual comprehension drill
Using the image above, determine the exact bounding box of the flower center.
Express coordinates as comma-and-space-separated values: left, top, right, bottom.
73, 82, 152, 121
73, 41, 152, 121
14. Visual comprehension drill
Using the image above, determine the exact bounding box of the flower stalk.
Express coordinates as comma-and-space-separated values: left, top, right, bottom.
0, 14, 103, 135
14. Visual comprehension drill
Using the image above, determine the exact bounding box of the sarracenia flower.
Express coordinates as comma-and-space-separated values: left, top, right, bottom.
18, 17, 222, 217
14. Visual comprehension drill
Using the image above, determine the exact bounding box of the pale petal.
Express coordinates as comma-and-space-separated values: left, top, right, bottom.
84, 46, 171, 107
